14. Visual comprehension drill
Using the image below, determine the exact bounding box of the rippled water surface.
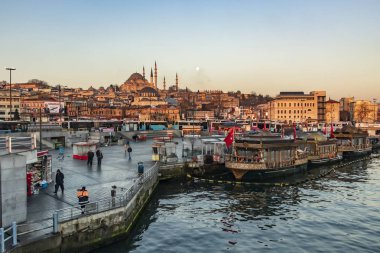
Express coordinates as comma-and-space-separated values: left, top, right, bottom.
93, 158, 380, 253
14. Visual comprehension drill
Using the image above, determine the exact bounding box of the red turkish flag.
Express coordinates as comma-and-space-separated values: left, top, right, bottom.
224, 127, 235, 148
330, 124, 335, 138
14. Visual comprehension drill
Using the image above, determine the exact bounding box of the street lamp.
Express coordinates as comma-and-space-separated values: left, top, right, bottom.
5, 67, 16, 120
373, 98, 377, 123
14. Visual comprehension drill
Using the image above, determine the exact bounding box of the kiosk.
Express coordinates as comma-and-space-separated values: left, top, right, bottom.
73, 141, 98, 160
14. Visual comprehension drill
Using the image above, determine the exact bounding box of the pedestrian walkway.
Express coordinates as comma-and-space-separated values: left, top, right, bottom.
19, 139, 158, 241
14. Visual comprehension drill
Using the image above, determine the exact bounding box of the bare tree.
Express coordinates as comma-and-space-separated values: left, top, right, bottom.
356, 102, 373, 122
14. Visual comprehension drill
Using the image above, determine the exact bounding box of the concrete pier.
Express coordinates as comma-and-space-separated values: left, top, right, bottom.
7, 138, 185, 253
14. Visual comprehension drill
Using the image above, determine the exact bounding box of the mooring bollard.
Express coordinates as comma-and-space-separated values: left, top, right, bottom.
53, 211, 59, 233
12, 221, 17, 246
138, 162, 144, 174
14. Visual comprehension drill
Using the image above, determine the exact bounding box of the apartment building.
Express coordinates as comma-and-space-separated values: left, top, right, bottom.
269, 91, 326, 123
0, 89, 21, 120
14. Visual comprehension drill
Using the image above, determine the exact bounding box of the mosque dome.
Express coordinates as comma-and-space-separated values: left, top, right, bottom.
139, 87, 159, 97
127, 73, 145, 82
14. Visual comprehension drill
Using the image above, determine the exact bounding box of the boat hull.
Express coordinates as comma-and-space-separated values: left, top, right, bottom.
342, 148, 372, 159
308, 155, 342, 167
226, 158, 308, 181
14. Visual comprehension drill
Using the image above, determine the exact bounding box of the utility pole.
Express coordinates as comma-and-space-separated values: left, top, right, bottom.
39, 108, 42, 151
373, 98, 377, 123
59, 85, 62, 124
5, 67, 16, 120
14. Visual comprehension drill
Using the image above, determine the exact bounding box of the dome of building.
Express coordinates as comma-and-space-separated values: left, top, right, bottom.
127, 73, 145, 82
139, 86, 159, 97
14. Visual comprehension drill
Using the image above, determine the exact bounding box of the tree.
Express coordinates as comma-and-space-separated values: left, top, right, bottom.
28, 79, 49, 86
14, 109, 20, 120
356, 102, 373, 123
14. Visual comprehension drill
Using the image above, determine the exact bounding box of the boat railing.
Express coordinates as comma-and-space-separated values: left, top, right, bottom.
297, 153, 308, 159
225, 154, 264, 164
265, 159, 295, 169
354, 144, 370, 150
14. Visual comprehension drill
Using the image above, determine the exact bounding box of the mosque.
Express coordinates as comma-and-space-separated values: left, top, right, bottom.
119, 62, 179, 107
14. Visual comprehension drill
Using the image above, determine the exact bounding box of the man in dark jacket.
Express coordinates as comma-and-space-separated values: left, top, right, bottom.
96, 149, 103, 165
54, 169, 64, 194
87, 150, 94, 166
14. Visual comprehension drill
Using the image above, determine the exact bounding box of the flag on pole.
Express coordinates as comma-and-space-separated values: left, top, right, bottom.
330, 124, 335, 138
224, 127, 235, 148
293, 122, 297, 140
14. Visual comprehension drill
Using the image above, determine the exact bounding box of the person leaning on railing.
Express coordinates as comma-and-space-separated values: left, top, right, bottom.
77, 186, 89, 214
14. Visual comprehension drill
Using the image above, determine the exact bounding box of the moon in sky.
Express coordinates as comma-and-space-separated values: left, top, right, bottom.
195, 66, 200, 72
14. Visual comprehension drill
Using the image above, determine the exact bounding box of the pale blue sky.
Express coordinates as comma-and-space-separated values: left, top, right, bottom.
1, 0, 379, 99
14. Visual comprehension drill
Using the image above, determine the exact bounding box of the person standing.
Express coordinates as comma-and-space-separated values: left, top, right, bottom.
124, 140, 130, 157
77, 186, 89, 214
127, 145, 132, 160
96, 149, 103, 165
54, 169, 64, 194
87, 150, 94, 166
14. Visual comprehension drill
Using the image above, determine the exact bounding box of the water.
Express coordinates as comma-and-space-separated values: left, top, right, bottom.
93, 158, 380, 253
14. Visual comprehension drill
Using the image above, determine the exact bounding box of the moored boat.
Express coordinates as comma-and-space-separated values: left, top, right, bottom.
300, 132, 342, 167
225, 132, 308, 181
335, 126, 372, 158
368, 136, 380, 152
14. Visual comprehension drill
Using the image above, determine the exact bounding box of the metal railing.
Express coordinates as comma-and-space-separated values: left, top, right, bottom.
0, 222, 17, 253
56, 162, 159, 223
0, 135, 36, 153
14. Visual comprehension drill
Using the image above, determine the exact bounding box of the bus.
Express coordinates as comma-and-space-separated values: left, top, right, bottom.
0, 121, 29, 134
61, 120, 123, 131
141, 121, 169, 131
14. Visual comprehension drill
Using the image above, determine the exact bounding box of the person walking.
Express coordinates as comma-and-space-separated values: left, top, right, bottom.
77, 186, 89, 214
127, 145, 132, 160
96, 149, 103, 165
124, 140, 130, 157
54, 169, 64, 194
87, 150, 94, 166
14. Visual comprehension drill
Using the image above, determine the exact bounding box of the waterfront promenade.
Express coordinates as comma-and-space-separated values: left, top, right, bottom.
19, 139, 160, 242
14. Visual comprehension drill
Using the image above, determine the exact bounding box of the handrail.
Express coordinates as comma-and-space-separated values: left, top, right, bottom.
0, 135, 36, 153
56, 162, 159, 223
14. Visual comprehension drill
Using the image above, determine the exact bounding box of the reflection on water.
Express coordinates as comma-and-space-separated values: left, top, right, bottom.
93, 158, 380, 253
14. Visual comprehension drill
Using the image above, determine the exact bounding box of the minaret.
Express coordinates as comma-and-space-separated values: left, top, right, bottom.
163, 76, 166, 90
143, 66, 145, 79
175, 73, 179, 91
150, 68, 153, 84
154, 61, 158, 88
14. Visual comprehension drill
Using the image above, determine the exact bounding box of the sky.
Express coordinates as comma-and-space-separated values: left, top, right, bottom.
1, 0, 379, 100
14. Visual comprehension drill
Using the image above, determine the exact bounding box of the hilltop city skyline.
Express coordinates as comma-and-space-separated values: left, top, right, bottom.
1, 0, 380, 100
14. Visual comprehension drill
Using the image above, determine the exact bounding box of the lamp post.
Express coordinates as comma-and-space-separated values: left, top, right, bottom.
373, 98, 377, 123
301, 99, 305, 129
58, 85, 62, 124
5, 67, 16, 120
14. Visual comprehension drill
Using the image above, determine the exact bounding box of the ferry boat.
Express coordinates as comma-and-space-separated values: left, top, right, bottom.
368, 136, 380, 152
335, 126, 372, 158
225, 132, 308, 181
300, 132, 342, 166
